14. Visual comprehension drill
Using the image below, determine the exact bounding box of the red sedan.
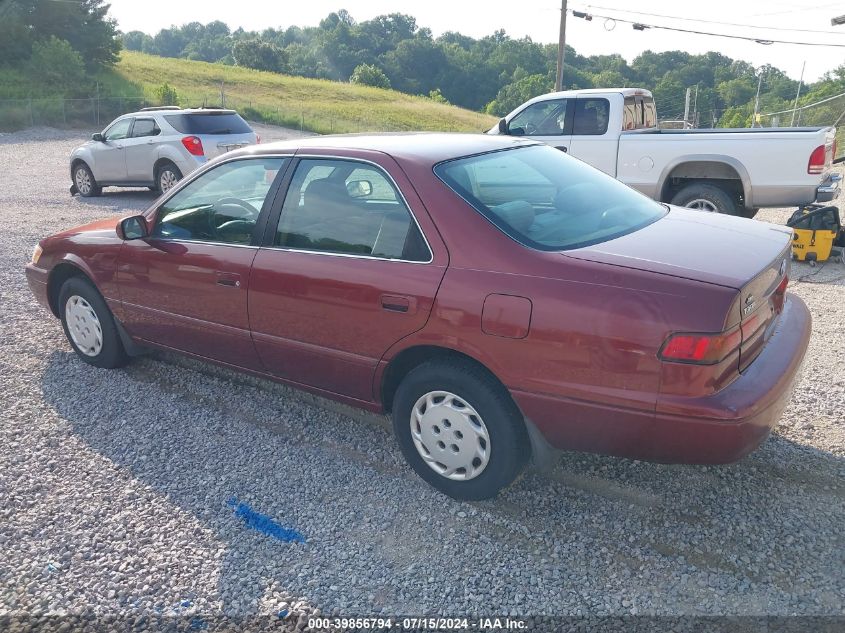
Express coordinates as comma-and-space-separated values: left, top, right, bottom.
26, 134, 811, 499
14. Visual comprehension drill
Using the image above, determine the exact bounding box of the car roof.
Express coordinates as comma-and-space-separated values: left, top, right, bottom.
243, 133, 540, 165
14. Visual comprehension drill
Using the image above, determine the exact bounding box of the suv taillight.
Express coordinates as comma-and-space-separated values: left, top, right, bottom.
181, 135, 204, 156
808, 144, 826, 174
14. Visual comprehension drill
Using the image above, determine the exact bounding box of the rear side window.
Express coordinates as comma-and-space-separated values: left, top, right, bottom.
435, 145, 666, 251
131, 118, 160, 138
274, 158, 430, 261
572, 98, 609, 135
163, 112, 252, 135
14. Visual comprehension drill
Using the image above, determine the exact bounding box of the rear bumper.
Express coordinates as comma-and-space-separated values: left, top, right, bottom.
512, 293, 811, 464
816, 172, 841, 203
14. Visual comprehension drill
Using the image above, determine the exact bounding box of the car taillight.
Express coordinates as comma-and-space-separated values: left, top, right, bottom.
808, 144, 825, 174
181, 135, 204, 156
775, 274, 788, 295
659, 328, 742, 364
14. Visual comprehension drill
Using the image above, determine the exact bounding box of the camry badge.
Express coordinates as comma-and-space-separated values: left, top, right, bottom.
743, 294, 756, 316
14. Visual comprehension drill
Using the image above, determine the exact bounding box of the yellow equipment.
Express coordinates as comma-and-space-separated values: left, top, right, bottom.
787, 205, 843, 265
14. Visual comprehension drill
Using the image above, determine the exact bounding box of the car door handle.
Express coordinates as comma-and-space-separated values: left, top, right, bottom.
216, 272, 241, 288
381, 294, 413, 313
556, 146, 568, 153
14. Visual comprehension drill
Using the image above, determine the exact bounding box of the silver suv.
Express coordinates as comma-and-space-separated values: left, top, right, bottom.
70, 107, 258, 197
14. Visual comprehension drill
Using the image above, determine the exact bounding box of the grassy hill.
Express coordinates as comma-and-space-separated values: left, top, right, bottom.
0, 51, 496, 134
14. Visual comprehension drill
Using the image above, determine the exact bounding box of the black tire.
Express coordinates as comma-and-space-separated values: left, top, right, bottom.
392, 360, 530, 500
58, 276, 129, 369
670, 182, 738, 216
156, 162, 183, 194
741, 207, 759, 219
72, 162, 101, 197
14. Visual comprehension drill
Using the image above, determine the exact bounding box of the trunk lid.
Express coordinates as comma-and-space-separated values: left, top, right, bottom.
198, 132, 257, 159
566, 206, 792, 371
564, 206, 792, 289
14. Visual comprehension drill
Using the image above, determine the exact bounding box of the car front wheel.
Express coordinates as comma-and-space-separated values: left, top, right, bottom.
73, 163, 101, 197
392, 360, 530, 500
59, 277, 128, 369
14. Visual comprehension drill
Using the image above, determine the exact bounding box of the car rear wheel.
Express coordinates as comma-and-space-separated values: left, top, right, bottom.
59, 277, 128, 369
156, 162, 182, 194
73, 163, 101, 197
670, 183, 738, 216
392, 360, 529, 500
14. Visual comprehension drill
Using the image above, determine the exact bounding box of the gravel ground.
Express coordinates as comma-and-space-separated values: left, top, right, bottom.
0, 128, 843, 627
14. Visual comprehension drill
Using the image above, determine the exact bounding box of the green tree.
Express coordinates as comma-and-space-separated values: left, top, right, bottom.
349, 63, 391, 89
27, 37, 87, 95
485, 73, 551, 116
154, 82, 179, 106
428, 88, 449, 104
0, 0, 120, 70
232, 39, 288, 73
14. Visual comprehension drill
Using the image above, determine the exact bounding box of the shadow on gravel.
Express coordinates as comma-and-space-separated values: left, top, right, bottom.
70, 190, 158, 215
39, 348, 845, 615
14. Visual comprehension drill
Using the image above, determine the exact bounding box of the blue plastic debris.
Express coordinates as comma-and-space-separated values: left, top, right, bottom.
190, 616, 208, 630
227, 497, 305, 543
278, 609, 289, 619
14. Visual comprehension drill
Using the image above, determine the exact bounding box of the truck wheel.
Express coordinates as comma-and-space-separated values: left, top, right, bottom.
670, 183, 738, 216
392, 359, 530, 500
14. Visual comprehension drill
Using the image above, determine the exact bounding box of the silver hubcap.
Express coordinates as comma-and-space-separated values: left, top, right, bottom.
685, 198, 719, 213
160, 169, 178, 192
75, 168, 91, 195
65, 295, 103, 357
410, 391, 490, 481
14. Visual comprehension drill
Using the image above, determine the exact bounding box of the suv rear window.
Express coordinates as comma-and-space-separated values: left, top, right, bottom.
163, 112, 252, 135
434, 145, 666, 251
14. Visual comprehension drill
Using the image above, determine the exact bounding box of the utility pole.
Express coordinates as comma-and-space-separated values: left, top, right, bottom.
683, 87, 691, 126
752, 70, 764, 127
790, 61, 805, 127
555, 0, 568, 92
693, 84, 699, 128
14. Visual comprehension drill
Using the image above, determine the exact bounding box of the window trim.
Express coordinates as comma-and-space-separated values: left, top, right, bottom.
261, 155, 434, 265
149, 156, 293, 248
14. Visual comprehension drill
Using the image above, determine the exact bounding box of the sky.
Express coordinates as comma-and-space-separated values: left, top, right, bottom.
106, 0, 845, 82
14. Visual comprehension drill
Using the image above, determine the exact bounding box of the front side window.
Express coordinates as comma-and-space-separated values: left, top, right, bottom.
509, 99, 569, 136
153, 158, 287, 245
572, 98, 610, 135
435, 145, 666, 251
274, 159, 430, 261
104, 118, 132, 141
131, 118, 160, 138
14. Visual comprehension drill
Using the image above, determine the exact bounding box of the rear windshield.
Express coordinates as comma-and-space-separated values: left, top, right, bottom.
434, 145, 666, 251
163, 112, 252, 135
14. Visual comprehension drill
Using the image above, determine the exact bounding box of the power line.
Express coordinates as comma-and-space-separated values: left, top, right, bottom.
584, 4, 845, 35
569, 9, 845, 48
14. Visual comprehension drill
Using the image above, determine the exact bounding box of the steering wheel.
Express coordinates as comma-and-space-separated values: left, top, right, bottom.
523, 122, 538, 135
206, 197, 258, 238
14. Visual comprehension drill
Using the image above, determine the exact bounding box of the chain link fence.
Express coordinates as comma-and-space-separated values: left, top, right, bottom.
0, 94, 468, 135
758, 92, 845, 157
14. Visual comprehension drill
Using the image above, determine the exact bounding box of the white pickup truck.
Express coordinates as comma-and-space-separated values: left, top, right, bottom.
488, 88, 840, 217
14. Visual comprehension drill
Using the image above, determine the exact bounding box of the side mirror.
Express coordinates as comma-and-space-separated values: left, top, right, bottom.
498, 118, 509, 135
118, 215, 148, 240
346, 179, 373, 198
92, 132, 105, 142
